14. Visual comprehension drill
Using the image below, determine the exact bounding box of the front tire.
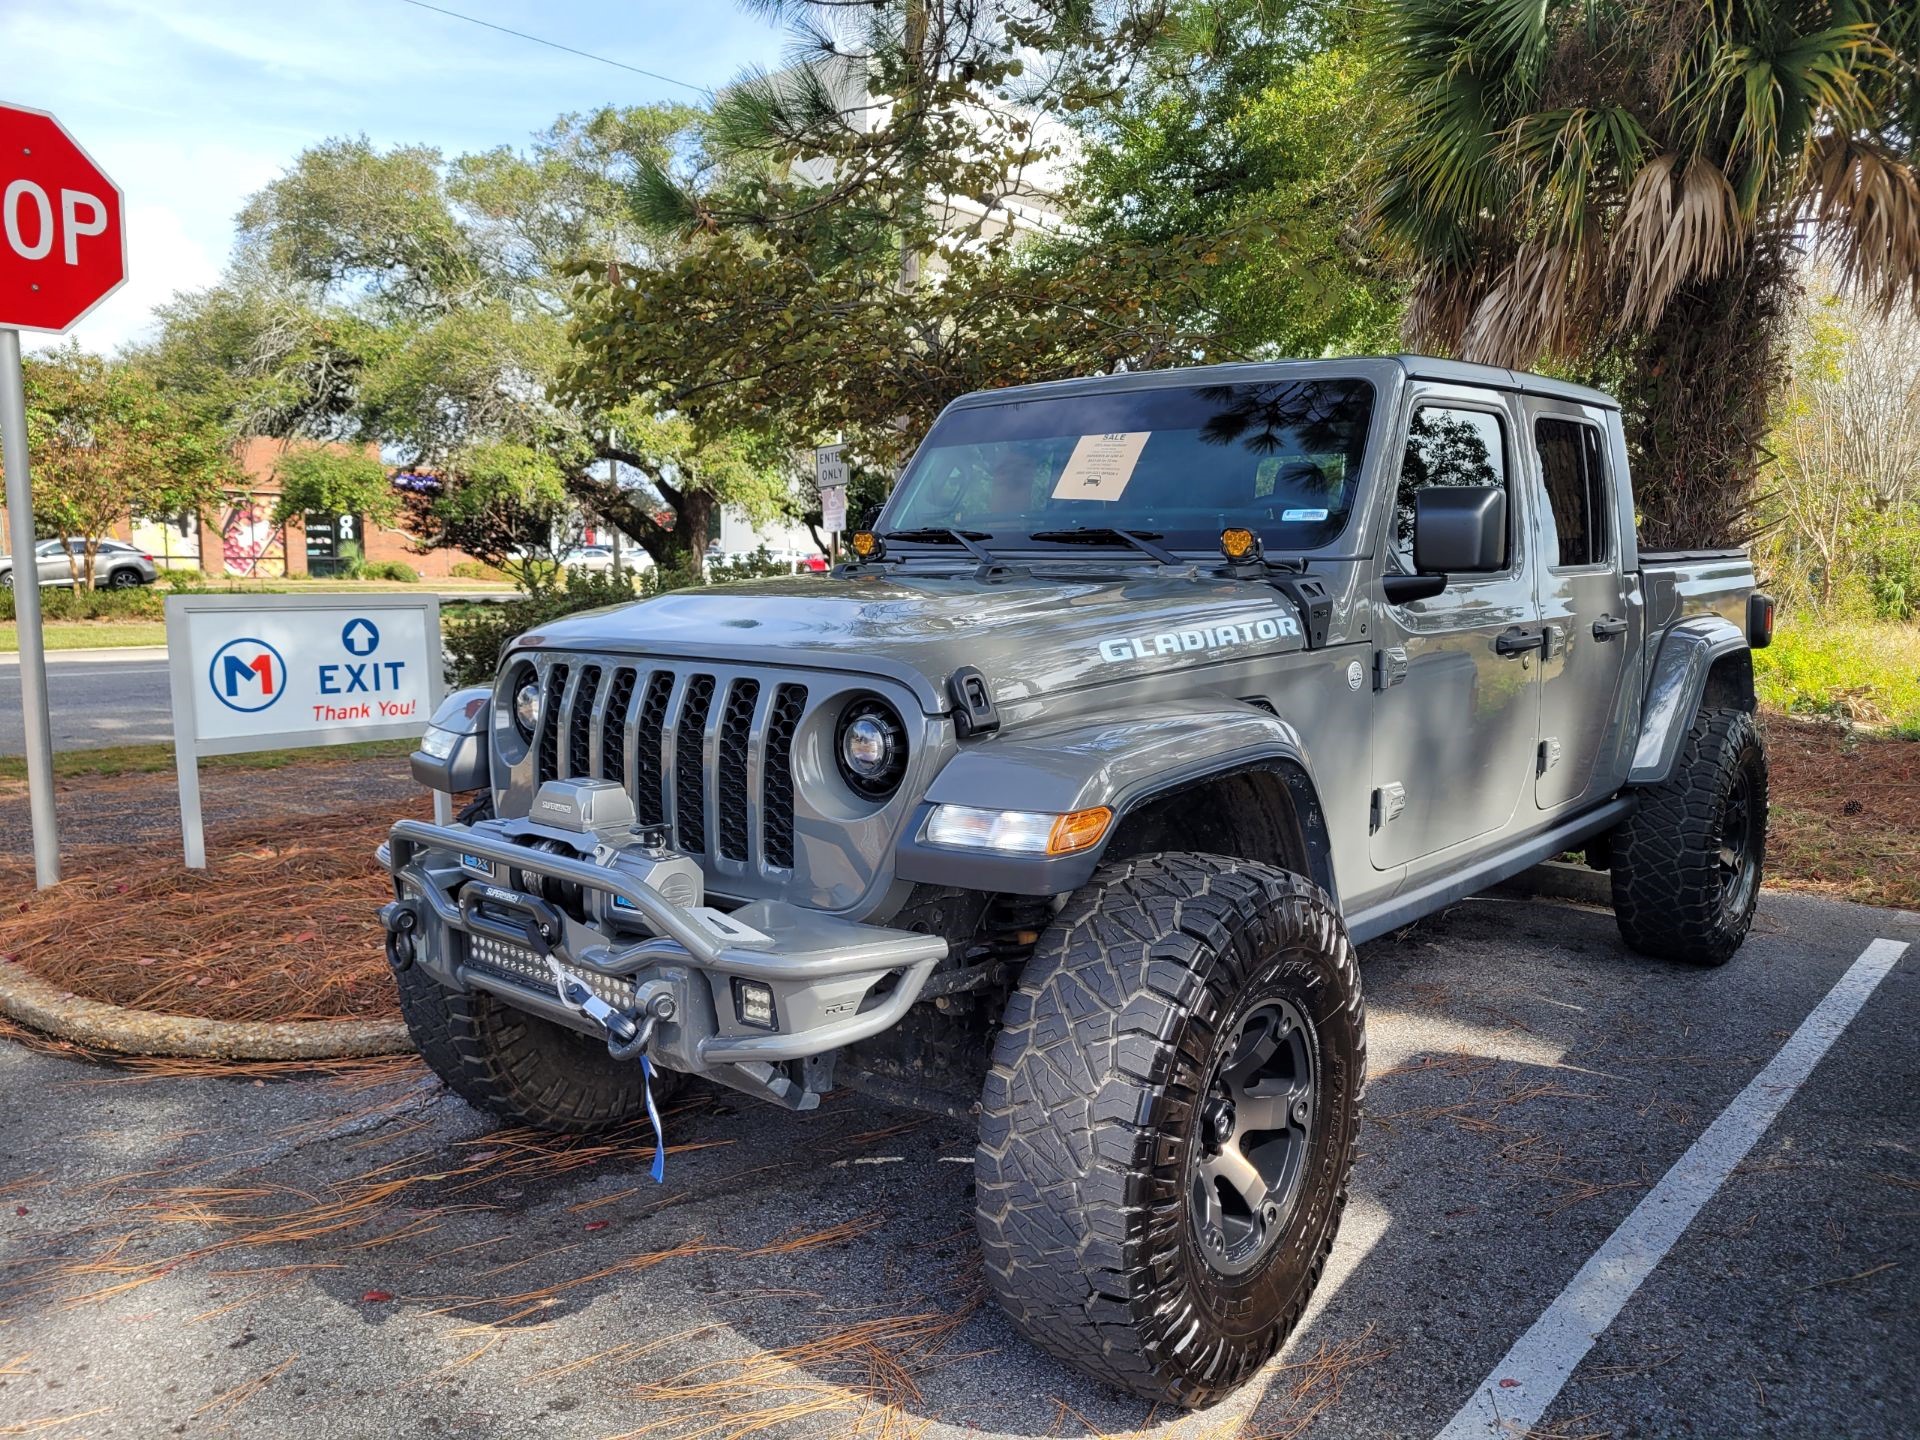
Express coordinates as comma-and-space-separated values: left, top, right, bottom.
1611, 707, 1768, 966
396, 790, 680, 1133
396, 964, 677, 1134
976, 854, 1365, 1407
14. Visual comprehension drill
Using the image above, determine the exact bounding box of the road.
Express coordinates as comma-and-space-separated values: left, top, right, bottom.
0, 888, 1912, 1439
0, 648, 172, 754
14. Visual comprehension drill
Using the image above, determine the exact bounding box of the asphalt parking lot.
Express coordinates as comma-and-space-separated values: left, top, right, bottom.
0, 888, 1913, 1439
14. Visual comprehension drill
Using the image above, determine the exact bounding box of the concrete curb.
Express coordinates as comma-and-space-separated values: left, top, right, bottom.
0, 959, 410, 1060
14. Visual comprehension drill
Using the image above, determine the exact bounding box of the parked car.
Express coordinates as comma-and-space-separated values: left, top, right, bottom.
560, 545, 652, 575
0, 538, 158, 589
559, 545, 615, 574
390, 356, 1774, 1406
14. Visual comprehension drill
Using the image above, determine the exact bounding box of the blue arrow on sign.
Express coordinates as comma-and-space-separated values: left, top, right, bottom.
341, 618, 381, 656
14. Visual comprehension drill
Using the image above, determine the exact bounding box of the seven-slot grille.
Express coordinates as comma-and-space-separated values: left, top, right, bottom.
530, 661, 808, 873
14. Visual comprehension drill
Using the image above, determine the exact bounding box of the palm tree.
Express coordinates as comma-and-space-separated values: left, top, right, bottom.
1371, 0, 1920, 545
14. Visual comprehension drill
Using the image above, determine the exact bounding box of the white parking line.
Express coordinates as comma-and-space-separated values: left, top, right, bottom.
1435, 936, 1910, 1440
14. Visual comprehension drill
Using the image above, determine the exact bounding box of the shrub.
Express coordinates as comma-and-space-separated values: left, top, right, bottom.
0, 584, 166, 622
1755, 620, 1920, 733
365, 560, 418, 582
449, 559, 506, 582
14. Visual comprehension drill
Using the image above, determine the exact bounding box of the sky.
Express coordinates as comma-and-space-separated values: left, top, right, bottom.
3, 0, 791, 355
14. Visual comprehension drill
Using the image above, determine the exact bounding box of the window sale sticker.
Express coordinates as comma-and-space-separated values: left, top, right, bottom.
1051, 431, 1152, 502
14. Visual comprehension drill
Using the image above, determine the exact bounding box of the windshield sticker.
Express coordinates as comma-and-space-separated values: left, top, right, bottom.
1282, 507, 1329, 522
1098, 615, 1300, 663
1051, 431, 1152, 502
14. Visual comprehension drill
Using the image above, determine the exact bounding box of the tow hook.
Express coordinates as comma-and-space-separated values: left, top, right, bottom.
379, 901, 420, 971
543, 956, 675, 1061
544, 956, 674, 1183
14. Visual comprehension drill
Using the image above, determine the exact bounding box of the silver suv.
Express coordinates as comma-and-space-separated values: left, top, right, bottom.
0, 538, 159, 589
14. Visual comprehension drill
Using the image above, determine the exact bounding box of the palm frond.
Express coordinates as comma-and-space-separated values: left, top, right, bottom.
1613, 153, 1744, 330
1805, 133, 1920, 312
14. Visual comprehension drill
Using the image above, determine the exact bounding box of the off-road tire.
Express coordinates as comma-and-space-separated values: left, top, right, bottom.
1611, 707, 1768, 966
976, 853, 1365, 1407
396, 792, 680, 1133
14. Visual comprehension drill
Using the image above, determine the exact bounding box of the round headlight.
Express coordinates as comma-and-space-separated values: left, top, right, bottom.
513, 680, 542, 739
835, 697, 907, 799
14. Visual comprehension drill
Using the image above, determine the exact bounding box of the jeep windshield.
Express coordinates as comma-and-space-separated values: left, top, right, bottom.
883, 378, 1377, 555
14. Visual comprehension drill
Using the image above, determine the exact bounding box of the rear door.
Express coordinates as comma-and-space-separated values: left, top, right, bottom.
1369, 386, 1543, 868
1528, 403, 1634, 810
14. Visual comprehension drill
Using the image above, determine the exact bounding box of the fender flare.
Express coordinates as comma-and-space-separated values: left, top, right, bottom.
893, 700, 1338, 899
1629, 617, 1751, 785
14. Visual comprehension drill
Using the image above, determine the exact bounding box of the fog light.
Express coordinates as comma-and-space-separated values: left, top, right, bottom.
735, 979, 777, 1030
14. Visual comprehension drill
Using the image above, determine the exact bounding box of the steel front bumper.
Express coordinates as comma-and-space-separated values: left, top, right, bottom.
379, 819, 947, 1101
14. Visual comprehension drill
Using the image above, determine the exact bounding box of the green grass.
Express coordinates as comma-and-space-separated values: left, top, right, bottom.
0, 737, 417, 782
0, 621, 169, 651
1756, 619, 1920, 738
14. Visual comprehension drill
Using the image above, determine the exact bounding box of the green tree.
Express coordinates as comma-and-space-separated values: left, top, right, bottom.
1371, 0, 1920, 545
563, 0, 1227, 475
148, 106, 782, 567
1070, 0, 1403, 357
1758, 283, 1920, 615
267, 446, 397, 528
6, 347, 234, 589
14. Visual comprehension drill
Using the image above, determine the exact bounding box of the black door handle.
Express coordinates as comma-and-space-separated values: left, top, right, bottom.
1592, 615, 1629, 639
1495, 627, 1545, 657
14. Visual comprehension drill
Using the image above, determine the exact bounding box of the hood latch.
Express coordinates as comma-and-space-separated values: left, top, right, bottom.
948, 666, 1000, 738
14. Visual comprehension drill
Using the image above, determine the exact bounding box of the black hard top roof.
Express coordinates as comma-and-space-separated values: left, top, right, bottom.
946, 354, 1618, 413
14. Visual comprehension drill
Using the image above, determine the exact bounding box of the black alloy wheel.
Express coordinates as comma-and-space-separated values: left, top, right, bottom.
1191, 998, 1317, 1276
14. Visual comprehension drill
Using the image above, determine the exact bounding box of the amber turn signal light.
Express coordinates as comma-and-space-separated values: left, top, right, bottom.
1048, 806, 1114, 855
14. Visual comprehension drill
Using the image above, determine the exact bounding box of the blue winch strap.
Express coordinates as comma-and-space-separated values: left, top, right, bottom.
641, 1055, 666, 1184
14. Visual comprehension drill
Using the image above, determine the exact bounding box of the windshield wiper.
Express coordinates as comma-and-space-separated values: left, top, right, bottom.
881, 527, 999, 566
1027, 527, 1182, 566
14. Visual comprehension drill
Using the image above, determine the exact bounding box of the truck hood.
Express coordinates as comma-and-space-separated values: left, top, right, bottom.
512, 568, 1310, 714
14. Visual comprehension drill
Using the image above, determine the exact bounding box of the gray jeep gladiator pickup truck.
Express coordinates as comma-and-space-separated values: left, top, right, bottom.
383, 355, 1774, 1405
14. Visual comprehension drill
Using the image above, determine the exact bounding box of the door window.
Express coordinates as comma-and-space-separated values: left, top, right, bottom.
1393, 405, 1509, 572
1534, 419, 1610, 568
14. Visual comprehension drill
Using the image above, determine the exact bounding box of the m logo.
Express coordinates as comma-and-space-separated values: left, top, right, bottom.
208, 637, 287, 714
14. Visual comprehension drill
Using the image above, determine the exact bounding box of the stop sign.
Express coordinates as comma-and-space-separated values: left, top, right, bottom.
0, 104, 125, 333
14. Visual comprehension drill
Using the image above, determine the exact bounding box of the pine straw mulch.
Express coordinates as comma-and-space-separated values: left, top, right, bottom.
0, 796, 430, 1025
1761, 714, 1920, 911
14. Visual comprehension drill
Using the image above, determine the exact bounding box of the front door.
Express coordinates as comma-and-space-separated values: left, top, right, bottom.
34, 540, 71, 586
1370, 388, 1544, 869
1528, 405, 1634, 809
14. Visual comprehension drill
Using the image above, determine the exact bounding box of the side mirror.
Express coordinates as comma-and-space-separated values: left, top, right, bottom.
1413, 485, 1506, 574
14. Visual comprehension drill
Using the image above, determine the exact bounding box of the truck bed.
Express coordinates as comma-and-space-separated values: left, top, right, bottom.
1638, 548, 1755, 634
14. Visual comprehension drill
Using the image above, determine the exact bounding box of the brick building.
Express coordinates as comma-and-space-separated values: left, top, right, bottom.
125, 438, 485, 579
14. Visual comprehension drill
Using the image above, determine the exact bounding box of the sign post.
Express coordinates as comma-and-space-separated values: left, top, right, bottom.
0, 103, 129, 887
165, 594, 445, 868
815, 444, 848, 559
